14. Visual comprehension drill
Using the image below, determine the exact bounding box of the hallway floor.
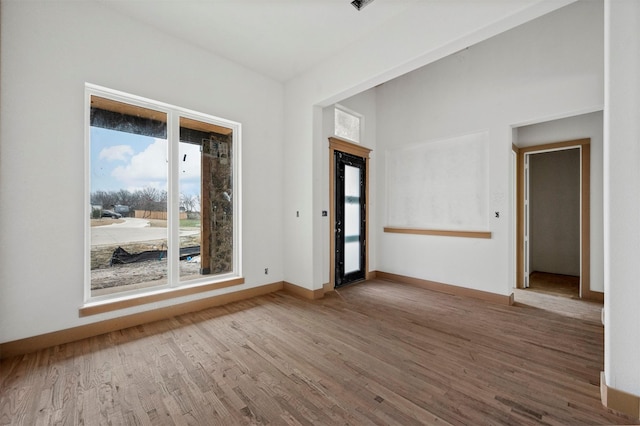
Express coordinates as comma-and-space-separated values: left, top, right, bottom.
515, 271, 601, 324
528, 271, 580, 298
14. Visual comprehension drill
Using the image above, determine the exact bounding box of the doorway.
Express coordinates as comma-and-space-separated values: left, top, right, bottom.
528, 148, 580, 297
329, 137, 371, 288
516, 139, 593, 299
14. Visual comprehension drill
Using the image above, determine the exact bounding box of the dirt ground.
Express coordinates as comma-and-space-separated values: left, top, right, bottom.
89, 218, 214, 293
90, 231, 202, 291
91, 259, 202, 290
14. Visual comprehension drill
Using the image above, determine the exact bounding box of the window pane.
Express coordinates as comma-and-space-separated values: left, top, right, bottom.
179, 117, 234, 281
335, 107, 360, 142
344, 241, 360, 274
90, 96, 168, 297
344, 165, 361, 274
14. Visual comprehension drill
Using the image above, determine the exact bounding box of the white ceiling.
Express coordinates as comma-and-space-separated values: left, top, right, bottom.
99, 0, 420, 82
98, 0, 559, 83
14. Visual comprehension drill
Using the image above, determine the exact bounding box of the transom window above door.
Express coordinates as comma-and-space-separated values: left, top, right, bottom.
334, 104, 362, 143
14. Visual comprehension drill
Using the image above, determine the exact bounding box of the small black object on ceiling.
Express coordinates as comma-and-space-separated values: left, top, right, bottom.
351, 0, 374, 11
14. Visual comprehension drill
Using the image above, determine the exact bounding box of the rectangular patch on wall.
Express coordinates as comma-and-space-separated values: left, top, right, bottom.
385, 131, 490, 231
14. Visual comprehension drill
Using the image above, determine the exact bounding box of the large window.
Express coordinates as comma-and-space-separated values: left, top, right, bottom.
85, 85, 240, 303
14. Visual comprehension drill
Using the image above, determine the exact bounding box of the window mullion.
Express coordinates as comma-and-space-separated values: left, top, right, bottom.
168, 111, 181, 287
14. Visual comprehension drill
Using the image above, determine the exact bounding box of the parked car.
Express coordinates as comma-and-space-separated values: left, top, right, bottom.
101, 210, 122, 219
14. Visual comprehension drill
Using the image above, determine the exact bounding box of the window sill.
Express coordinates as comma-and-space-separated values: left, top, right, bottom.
79, 276, 245, 317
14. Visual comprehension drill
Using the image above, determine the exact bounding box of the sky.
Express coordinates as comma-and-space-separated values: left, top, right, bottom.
91, 127, 202, 199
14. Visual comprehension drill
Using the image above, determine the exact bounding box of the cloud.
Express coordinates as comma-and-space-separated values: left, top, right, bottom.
99, 145, 134, 162
112, 139, 168, 188
108, 139, 203, 195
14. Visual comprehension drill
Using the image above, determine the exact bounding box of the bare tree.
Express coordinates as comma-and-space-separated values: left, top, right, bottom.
138, 186, 167, 214
116, 189, 135, 207
91, 190, 118, 210
180, 193, 199, 213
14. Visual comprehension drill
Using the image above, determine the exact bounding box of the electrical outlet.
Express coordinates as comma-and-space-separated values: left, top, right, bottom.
264, 268, 269, 275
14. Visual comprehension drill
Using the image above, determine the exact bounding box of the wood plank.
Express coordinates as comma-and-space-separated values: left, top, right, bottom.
384, 227, 492, 239
0, 279, 636, 424
180, 116, 232, 136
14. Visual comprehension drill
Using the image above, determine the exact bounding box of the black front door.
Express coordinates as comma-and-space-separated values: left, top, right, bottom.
335, 150, 366, 287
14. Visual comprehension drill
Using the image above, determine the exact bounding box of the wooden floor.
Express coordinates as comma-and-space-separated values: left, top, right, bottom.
1, 279, 635, 425
528, 271, 580, 299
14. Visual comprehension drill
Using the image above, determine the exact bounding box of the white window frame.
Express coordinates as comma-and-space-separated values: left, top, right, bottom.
334, 104, 363, 144
84, 83, 242, 305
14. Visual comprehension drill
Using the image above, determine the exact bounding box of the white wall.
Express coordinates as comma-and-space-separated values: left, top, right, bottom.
0, 1, 284, 343
604, 0, 640, 399
283, 0, 575, 291
374, 0, 603, 295
516, 111, 605, 292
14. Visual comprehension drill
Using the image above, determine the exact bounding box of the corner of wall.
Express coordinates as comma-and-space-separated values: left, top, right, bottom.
600, 372, 640, 420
